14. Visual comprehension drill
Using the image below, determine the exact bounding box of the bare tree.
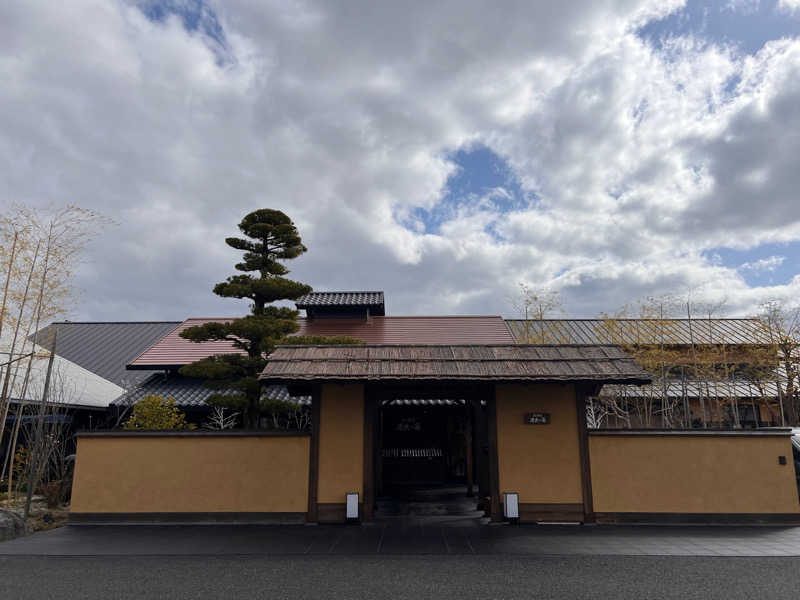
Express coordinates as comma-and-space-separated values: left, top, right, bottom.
509, 283, 569, 343
203, 406, 240, 430
595, 296, 686, 428
1, 204, 110, 516
757, 300, 800, 426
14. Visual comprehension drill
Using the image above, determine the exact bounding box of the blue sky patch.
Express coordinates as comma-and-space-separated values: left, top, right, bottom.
706, 241, 800, 286
639, 0, 800, 56
136, 0, 230, 61
410, 144, 534, 236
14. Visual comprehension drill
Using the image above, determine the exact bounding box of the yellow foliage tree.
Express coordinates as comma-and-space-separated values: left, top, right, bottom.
123, 395, 195, 430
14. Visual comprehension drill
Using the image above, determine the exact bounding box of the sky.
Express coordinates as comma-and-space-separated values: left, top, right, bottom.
1, 0, 800, 321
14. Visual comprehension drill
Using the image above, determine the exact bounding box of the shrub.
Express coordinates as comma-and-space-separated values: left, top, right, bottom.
123, 395, 195, 430
39, 481, 64, 508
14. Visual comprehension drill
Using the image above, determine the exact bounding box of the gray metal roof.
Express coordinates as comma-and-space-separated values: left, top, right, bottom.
600, 379, 780, 399
111, 373, 310, 407
32, 321, 181, 387
295, 291, 384, 308
505, 319, 771, 345
260, 344, 653, 384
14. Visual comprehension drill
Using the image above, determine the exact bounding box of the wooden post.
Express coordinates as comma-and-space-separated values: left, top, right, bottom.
307, 384, 321, 523
362, 387, 376, 521
575, 383, 598, 524
376, 399, 384, 496
464, 399, 474, 497
474, 399, 489, 501
486, 384, 502, 522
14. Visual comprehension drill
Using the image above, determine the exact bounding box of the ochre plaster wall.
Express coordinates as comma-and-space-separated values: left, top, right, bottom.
590, 434, 800, 514
495, 383, 582, 504
317, 383, 364, 503
70, 435, 310, 514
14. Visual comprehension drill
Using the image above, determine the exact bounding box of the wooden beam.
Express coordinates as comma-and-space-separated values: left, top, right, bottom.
575, 383, 600, 524
307, 384, 321, 523
486, 384, 502, 522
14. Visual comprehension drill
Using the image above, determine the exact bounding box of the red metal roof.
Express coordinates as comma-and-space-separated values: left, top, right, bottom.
127, 316, 515, 369
127, 318, 243, 369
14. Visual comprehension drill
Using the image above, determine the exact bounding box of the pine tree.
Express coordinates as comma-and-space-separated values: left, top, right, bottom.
178, 209, 358, 428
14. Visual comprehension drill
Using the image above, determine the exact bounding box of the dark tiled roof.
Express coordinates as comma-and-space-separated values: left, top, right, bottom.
111, 373, 309, 407
260, 344, 652, 384
128, 316, 515, 369
295, 291, 384, 308
32, 321, 181, 387
505, 319, 770, 345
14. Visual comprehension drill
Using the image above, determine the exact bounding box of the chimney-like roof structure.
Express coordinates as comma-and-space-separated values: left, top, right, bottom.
296, 291, 385, 317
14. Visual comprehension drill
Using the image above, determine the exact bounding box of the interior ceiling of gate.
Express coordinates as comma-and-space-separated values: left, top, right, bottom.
384, 398, 466, 406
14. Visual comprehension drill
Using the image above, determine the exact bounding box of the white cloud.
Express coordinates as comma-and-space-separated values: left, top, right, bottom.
778, 0, 800, 14
740, 255, 785, 271
1, 0, 800, 323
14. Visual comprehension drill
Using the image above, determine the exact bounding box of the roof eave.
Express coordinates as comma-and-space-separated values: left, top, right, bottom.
258, 375, 652, 385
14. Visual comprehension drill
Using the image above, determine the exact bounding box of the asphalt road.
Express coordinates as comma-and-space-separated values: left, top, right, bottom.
1, 555, 799, 600
4, 523, 800, 556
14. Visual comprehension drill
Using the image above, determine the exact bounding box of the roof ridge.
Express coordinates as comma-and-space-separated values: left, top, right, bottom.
184, 315, 506, 320
504, 318, 759, 322
47, 321, 182, 325
282, 345, 607, 350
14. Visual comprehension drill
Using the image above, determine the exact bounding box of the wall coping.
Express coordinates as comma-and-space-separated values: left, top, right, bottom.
76, 430, 311, 438
589, 428, 793, 437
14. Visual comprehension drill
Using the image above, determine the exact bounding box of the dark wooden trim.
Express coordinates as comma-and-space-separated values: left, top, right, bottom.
376, 400, 384, 496
366, 383, 486, 402
516, 503, 585, 523
575, 383, 599, 524
589, 428, 793, 437
362, 387, 375, 521
486, 384, 502, 522
317, 502, 365, 523
474, 400, 489, 501
465, 399, 474, 497
307, 384, 321, 523
594, 512, 800, 525
262, 377, 651, 386
68, 512, 306, 524
77, 430, 311, 438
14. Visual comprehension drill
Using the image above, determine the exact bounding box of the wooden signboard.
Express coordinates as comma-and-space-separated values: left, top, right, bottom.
525, 412, 550, 425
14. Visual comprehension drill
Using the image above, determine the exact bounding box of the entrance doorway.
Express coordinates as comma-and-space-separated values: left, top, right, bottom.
373, 396, 489, 522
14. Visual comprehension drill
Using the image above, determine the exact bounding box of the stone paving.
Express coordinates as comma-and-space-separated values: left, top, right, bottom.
2, 521, 800, 556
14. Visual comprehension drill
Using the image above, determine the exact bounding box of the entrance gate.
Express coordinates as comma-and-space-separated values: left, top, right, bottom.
376, 398, 478, 519
364, 385, 496, 522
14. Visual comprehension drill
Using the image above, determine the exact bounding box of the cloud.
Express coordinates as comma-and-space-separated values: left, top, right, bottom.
1, 0, 800, 323
778, 0, 800, 14
740, 255, 785, 271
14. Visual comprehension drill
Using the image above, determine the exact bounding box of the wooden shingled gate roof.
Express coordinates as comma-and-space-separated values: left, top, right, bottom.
259, 344, 652, 384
